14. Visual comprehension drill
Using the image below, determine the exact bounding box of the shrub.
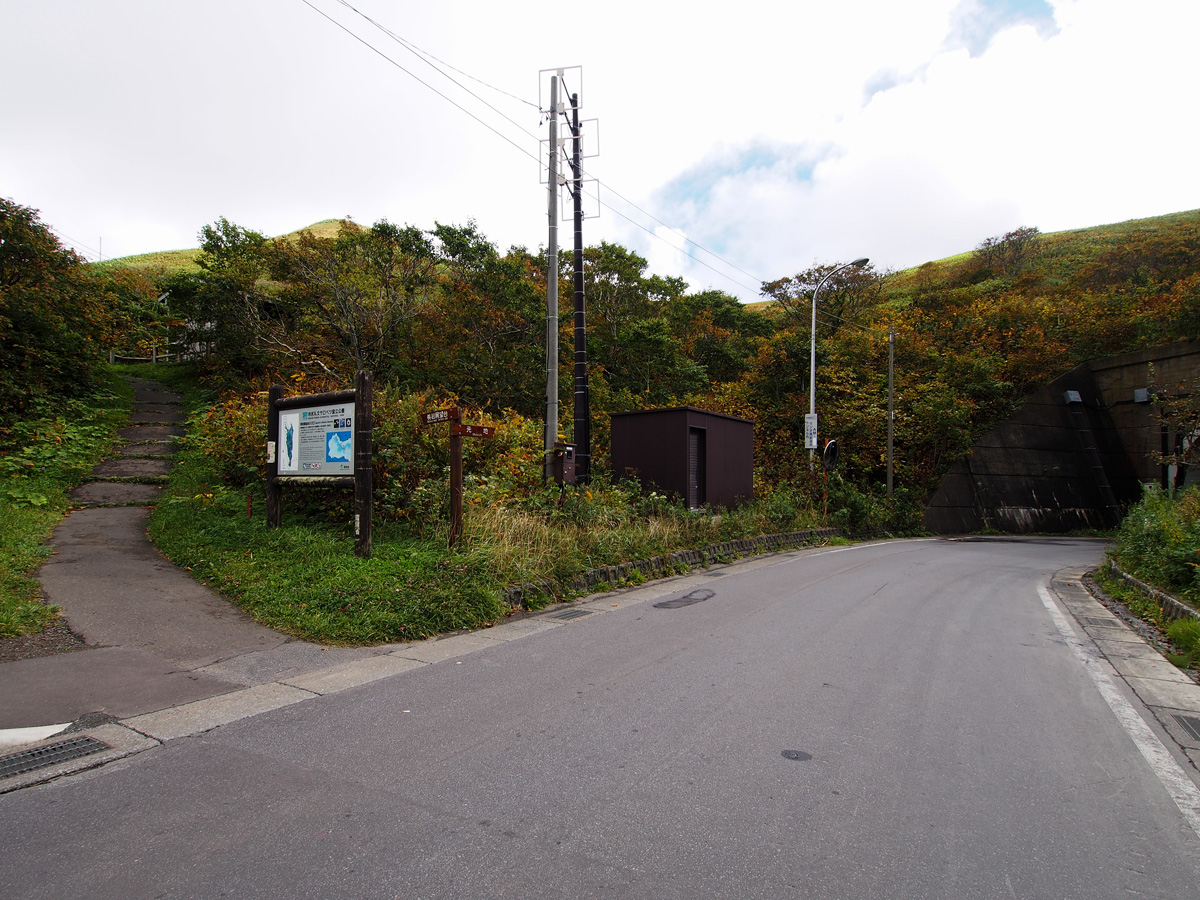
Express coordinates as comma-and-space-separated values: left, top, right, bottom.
1111, 484, 1200, 602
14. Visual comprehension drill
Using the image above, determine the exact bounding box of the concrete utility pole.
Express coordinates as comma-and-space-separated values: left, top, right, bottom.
544, 73, 561, 481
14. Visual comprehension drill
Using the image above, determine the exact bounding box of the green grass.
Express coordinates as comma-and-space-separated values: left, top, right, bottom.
92, 247, 203, 275
146, 413, 836, 644
0, 370, 131, 636
91, 219, 350, 277
148, 455, 507, 644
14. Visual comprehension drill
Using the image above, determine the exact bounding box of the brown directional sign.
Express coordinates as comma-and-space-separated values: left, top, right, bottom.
451, 423, 495, 438
421, 407, 459, 425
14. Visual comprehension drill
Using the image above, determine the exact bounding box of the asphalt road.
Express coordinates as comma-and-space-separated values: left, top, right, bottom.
4, 537, 1200, 899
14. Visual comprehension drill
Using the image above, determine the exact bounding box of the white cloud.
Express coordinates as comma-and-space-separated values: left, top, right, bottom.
2, 0, 1196, 300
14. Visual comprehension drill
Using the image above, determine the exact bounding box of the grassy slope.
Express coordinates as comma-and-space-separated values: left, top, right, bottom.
91, 219, 347, 274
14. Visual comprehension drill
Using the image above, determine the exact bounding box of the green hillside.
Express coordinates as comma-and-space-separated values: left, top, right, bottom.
91, 218, 346, 274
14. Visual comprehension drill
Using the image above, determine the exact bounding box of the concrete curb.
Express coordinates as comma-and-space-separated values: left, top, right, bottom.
501, 527, 840, 607
1105, 560, 1200, 624
1053, 568, 1200, 771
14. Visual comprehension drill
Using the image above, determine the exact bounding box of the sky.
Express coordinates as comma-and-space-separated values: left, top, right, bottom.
3, 0, 1197, 302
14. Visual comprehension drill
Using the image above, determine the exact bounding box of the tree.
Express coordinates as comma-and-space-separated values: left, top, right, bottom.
974, 226, 1041, 278
416, 227, 545, 413
0, 198, 114, 410
664, 289, 774, 385
163, 217, 278, 376
1149, 364, 1200, 481
761, 261, 882, 340
269, 219, 438, 380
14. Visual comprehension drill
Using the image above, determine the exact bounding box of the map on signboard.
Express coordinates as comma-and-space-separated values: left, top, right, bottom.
327, 431, 352, 463
279, 411, 301, 472
277, 404, 353, 476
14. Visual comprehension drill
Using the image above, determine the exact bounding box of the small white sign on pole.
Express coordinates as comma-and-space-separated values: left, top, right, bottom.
804, 413, 818, 450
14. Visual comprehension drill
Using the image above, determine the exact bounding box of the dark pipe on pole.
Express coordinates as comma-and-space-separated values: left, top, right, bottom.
570, 92, 590, 483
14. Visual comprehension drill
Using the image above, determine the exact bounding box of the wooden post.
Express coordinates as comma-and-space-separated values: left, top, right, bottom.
266, 385, 283, 527
449, 407, 464, 548
354, 370, 373, 558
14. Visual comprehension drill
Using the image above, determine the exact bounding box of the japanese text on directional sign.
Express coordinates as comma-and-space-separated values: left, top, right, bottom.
277, 403, 354, 476
451, 423, 495, 438
804, 413, 818, 450
420, 407, 459, 425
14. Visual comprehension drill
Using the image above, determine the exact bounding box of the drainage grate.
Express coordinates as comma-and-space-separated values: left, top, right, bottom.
0, 735, 110, 779
654, 589, 714, 609
1173, 714, 1200, 742
552, 608, 593, 620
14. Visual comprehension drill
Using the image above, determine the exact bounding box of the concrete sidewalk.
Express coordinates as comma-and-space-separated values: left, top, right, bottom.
0, 378, 384, 736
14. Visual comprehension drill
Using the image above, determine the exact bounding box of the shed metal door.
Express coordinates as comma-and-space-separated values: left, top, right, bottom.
687, 427, 706, 509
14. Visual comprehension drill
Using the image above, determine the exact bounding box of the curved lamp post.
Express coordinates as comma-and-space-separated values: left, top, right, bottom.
809, 257, 869, 466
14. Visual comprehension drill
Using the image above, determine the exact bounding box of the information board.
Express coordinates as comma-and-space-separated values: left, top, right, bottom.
277, 403, 354, 476
804, 413, 818, 450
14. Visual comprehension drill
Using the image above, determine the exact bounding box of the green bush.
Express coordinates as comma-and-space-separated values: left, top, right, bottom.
1111, 484, 1200, 602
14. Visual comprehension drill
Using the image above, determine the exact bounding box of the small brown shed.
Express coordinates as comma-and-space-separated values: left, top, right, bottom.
610, 407, 754, 509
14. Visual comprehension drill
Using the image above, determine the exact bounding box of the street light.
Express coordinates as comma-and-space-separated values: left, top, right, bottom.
809, 257, 869, 466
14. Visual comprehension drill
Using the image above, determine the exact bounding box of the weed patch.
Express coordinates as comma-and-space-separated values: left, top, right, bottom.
0, 371, 130, 636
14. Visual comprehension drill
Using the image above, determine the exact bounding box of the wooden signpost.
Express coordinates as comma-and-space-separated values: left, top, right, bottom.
266, 370, 373, 558
420, 405, 495, 547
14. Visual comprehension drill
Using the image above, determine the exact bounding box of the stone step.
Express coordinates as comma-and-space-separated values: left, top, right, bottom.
118, 425, 184, 442
69, 482, 164, 506
91, 458, 174, 478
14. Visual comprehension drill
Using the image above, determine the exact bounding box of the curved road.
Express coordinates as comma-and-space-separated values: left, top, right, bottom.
3, 537, 1200, 898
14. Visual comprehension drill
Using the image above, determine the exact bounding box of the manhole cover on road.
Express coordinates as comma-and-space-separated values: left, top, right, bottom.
0, 735, 110, 780
654, 589, 714, 609
782, 749, 813, 761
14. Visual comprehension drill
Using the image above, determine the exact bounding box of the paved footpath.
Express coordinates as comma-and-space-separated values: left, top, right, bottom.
0, 378, 387, 753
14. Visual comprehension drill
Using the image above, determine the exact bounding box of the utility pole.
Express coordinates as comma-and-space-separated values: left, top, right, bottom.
569, 91, 590, 483
887, 324, 894, 498
544, 73, 560, 481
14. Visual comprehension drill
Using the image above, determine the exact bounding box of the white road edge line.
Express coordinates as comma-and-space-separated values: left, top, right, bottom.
1037, 581, 1200, 838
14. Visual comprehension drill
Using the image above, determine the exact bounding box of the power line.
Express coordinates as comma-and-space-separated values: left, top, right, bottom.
334, 0, 539, 111
326, 2, 759, 291
300, 0, 776, 298
331, 0, 541, 145
298, 0, 546, 171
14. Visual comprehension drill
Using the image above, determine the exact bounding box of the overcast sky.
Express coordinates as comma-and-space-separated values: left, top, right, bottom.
3, 0, 1196, 301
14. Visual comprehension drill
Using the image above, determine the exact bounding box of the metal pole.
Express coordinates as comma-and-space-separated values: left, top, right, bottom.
354, 369, 373, 558
545, 75, 560, 482
266, 385, 283, 527
570, 92, 590, 484
887, 325, 894, 498
449, 407, 463, 547
809, 274, 820, 469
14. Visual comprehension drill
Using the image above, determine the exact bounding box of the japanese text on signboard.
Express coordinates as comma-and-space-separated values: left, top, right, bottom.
277, 404, 354, 476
